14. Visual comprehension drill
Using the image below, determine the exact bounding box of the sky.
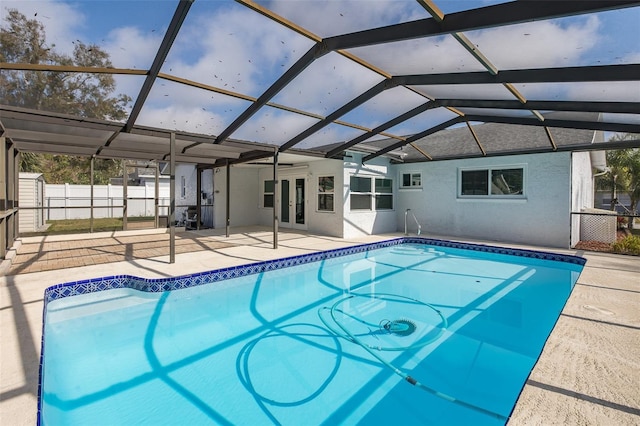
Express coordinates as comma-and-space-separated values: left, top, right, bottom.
2, 0, 639, 148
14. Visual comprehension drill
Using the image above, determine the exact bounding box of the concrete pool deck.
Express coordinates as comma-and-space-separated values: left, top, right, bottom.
1, 227, 638, 425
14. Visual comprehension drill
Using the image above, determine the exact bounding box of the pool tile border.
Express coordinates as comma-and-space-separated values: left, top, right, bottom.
37, 237, 585, 424
43, 237, 585, 304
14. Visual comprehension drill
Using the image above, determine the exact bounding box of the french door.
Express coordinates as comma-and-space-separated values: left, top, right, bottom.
280, 176, 306, 229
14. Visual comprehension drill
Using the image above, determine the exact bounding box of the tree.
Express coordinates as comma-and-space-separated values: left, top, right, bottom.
1, 9, 131, 183
28, 155, 123, 185
0, 9, 130, 119
600, 133, 640, 229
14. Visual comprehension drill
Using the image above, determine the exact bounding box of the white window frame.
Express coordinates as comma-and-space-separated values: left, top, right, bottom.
262, 179, 275, 208
458, 165, 526, 199
349, 175, 394, 211
400, 171, 422, 189
317, 176, 335, 213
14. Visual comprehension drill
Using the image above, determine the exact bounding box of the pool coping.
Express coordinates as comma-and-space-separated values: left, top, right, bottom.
42, 237, 586, 303
36, 237, 587, 424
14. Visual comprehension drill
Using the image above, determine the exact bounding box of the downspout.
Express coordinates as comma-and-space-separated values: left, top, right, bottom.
592, 167, 609, 210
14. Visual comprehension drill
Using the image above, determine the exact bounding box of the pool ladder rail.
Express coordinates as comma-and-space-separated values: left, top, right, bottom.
404, 209, 422, 236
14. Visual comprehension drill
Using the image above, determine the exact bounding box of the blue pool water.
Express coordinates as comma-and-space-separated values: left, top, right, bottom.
39, 238, 584, 425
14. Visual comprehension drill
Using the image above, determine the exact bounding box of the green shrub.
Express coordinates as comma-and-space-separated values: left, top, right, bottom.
611, 235, 640, 256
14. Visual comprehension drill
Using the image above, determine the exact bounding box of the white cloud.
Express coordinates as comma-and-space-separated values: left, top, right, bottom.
264, 0, 427, 38
387, 108, 460, 137
136, 104, 228, 135
162, 5, 314, 99
2, 0, 85, 56
342, 86, 428, 129
466, 16, 602, 69
351, 34, 488, 75
296, 123, 365, 149
230, 108, 319, 146
566, 82, 640, 103
350, 16, 604, 76
272, 51, 385, 115
103, 27, 162, 70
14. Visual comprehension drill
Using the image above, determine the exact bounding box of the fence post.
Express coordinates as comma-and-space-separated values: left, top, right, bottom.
108, 184, 112, 218
65, 183, 70, 220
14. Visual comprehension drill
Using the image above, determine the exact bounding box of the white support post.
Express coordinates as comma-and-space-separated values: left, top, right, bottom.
90, 157, 94, 233
273, 150, 278, 249
155, 162, 159, 228
122, 160, 128, 231
225, 160, 230, 238
169, 133, 176, 263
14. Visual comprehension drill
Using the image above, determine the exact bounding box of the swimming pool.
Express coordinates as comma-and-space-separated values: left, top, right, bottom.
38, 238, 585, 425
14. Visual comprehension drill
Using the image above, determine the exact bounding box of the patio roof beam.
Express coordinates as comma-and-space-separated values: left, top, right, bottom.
0, 63, 147, 75
398, 64, 640, 86
324, 1, 639, 50
228, 150, 277, 165
124, 0, 194, 133
279, 79, 394, 152
362, 117, 463, 163
544, 127, 558, 151
434, 99, 640, 114
325, 100, 438, 158
466, 121, 486, 156
0, 105, 122, 132
463, 114, 640, 133
401, 139, 640, 163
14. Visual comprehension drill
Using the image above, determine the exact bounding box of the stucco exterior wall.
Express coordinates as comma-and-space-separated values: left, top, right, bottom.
212, 165, 260, 228
254, 158, 345, 237
570, 151, 596, 247
307, 159, 345, 237
343, 153, 397, 238
394, 152, 574, 248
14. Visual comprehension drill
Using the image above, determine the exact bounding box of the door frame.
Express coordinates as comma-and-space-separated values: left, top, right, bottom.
279, 174, 307, 230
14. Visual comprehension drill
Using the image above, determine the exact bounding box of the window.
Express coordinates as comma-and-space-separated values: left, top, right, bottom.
461, 170, 488, 195
350, 176, 393, 211
375, 178, 393, 209
180, 176, 186, 198
460, 167, 524, 197
263, 180, 274, 208
317, 176, 334, 212
400, 172, 422, 188
350, 176, 371, 210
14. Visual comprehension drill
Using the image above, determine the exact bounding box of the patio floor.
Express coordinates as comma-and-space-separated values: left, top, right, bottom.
1, 227, 638, 425
7, 230, 236, 274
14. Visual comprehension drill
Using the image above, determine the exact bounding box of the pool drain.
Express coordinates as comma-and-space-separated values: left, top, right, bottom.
380, 318, 416, 336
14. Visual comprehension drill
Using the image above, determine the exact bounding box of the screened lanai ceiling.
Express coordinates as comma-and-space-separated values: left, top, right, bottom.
1, 0, 639, 166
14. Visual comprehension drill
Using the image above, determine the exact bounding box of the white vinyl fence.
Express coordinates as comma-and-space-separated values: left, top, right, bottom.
45, 183, 170, 220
